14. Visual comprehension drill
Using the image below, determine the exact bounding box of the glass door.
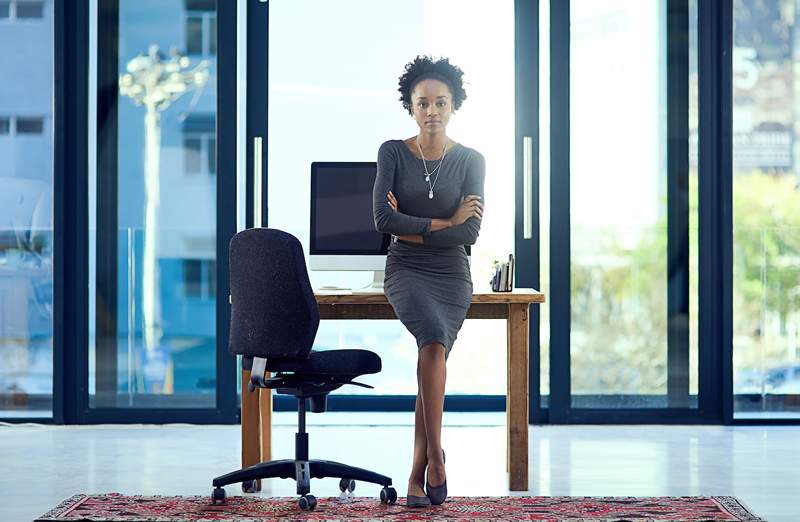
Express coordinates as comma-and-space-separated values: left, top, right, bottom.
542, 0, 709, 421
732, 0, 800, 420
86, 0, 237, 421
0, 0, 55, 419
249, 0, 518, 409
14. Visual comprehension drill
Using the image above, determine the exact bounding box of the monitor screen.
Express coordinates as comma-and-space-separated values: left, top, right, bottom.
310, 162, 390, 255
309, 161, 470, 256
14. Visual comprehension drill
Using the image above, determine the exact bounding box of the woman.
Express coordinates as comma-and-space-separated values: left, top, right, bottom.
372, 55, 485, 507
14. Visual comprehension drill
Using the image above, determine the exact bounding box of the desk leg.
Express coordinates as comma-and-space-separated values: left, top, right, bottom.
241, 370, 262, 491
507, 303, 529, 491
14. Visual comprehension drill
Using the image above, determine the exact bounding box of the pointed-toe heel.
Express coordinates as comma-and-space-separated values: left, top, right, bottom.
406, 494, 432, 508
425, 480, 447, 506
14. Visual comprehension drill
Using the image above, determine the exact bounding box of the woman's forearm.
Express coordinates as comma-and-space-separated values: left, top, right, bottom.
430, 218, 453, 232
396, 218, 452, 244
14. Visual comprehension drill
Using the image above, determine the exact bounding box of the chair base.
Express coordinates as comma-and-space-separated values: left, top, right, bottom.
213, 458, 392, 496
212, 392, 394, 508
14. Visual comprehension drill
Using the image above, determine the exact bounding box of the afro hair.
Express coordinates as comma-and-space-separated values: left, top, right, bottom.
398, 55, 467, 115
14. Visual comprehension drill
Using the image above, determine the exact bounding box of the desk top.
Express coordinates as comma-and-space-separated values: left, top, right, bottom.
315, 288, 545, 305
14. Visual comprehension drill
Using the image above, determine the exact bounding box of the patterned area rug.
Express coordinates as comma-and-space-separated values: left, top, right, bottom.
36, 493, 764, 521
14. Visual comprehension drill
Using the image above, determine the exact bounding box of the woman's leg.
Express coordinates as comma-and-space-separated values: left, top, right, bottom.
407, 362, 428, 496
418, 342, 447, 487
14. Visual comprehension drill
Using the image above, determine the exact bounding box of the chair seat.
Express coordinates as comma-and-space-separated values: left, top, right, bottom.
266, 349, 381, 377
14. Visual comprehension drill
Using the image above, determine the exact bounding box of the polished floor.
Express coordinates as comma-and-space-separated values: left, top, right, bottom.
1, 413, 796, 521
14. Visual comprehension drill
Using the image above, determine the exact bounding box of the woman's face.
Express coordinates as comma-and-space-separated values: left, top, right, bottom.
411, 79, 454, 135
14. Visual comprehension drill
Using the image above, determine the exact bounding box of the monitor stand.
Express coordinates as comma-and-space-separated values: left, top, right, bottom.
363, 270, 385, 292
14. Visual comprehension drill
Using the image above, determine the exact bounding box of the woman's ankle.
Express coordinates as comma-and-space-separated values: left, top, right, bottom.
407, 479, 426, 494
425, 459, 446, 485
426, 449, 444, 466
408, 471, 426, 487
426, 469, 446, 487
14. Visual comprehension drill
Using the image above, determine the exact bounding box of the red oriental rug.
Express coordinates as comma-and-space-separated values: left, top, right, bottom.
36, 493, 764, 521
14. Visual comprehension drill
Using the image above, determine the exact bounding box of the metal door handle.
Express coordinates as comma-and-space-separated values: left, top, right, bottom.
523, 136, 533, 239
254, 136, 263, 228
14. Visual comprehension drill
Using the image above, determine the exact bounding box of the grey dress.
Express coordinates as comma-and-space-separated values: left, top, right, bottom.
372, 139, 485, 359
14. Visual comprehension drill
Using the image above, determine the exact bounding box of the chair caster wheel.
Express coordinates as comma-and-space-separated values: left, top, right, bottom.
211, 487, 227, 505
242, 479, 259, 493
299, 494, 317, 511
380, 486, 397, 504
339, 478, 356, 493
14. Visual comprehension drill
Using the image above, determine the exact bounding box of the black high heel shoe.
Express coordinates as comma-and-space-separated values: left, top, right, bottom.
425, 449, 447, 505
406, 487, 432, 508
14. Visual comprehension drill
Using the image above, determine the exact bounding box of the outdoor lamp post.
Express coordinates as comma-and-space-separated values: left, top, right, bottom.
119, 44, 208, 386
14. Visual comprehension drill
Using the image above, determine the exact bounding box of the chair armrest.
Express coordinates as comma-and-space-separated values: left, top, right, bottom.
249, 357, 269, 392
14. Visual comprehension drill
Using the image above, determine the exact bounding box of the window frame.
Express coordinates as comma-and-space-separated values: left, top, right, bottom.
183, 131, 216, 176
185, 9, 216, 57
15, 0, 45, 20
15, 116, 45, 135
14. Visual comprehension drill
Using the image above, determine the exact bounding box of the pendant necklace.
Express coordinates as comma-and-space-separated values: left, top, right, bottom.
416, 136, 448, 199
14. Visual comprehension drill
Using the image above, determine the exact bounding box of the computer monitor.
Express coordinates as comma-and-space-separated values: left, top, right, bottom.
310, 162, 386, 289
309, 161, 469, 290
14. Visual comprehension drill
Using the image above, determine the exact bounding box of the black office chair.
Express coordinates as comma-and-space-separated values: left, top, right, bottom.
211, 228, 396, 510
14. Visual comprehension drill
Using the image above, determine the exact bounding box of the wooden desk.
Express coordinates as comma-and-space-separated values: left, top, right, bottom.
241, 288, 545, 492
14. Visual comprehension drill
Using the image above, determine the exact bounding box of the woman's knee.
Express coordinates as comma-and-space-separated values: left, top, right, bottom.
419, 342, 446, 359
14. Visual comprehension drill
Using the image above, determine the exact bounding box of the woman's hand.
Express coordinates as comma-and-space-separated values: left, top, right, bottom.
386, 190, 450, 239
387, 191, 423, 243
450, 195, 483, 226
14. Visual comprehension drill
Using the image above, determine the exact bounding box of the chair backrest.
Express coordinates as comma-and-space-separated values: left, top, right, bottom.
228, 228, 320, 360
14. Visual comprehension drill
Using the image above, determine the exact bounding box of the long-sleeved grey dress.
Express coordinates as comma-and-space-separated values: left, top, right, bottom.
372, 139, 485, 359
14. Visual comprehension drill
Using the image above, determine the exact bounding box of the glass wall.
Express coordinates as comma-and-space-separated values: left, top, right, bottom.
568, 0, 698, 408
732, 0, 800, 419
0, 0, 53, 417
90, 0, 218, 408
268, 0, 514, 395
